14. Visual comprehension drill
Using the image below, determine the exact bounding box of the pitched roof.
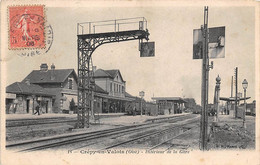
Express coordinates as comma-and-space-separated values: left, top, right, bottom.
106, 70, 118, 78
125, 92, 135, 98
94, 69, 125, 82
125, 92, 145, 102
6, 82, 55, 96
22, 69, 77, 84
93, 69, 112, 78
94, 84, 108, 94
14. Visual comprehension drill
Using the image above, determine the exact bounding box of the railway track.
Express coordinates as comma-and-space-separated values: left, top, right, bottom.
148, 125, 198, 150
7, 114, 197, 152
147, 116, 214, 150
6, 118, 77, 127
100, 117, 199, 150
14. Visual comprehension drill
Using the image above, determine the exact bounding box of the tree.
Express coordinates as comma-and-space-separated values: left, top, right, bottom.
184, 98, 197, 109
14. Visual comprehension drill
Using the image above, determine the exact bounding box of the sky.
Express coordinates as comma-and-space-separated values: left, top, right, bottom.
3, 5, 256, 105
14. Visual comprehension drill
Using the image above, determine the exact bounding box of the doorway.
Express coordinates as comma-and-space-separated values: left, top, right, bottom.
26, 100, 30, 113
46, 101, 48, 113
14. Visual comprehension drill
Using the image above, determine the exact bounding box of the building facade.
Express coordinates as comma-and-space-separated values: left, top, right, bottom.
93, 68, 134, 113
5, 64, 136, 114
21, 63, 78, 113
6, 81, 54, 114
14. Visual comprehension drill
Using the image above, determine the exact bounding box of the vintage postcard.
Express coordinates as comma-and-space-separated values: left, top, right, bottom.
0, 0, 259, 165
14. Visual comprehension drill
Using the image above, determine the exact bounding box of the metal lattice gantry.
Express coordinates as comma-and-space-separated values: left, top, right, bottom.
77, 17, 150, 128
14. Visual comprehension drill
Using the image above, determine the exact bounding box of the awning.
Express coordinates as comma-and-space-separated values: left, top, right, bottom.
220, 97, 251, 101
151, 97, 187, 103
95, 93, 135, 102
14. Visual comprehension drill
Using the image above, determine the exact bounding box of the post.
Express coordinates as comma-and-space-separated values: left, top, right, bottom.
215, 75, 221, 122
235, 67, 238, 118
139, 91, 145, 116
242, 79, 248, 128
140, 96, 143, 116
243, 88, 246, 128
32, 95, 35, 115
226, 101, 229, 115
231, 76, 233, 98
200, 6, 209, 151
91, 90, 95, 119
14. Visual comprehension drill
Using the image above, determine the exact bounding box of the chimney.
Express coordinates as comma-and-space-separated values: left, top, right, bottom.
51, 63, 55, 80
25, 79, 30, 85
40, 63, 48, 71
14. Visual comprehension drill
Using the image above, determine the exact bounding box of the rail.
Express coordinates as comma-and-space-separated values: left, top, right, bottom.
77, 17, 148, 35
8, 114, 194, 152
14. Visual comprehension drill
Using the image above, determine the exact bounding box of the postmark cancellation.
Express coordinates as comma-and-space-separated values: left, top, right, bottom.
8, 5, 46, 50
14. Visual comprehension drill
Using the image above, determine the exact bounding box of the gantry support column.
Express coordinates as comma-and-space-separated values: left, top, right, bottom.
77, 29, 149, 128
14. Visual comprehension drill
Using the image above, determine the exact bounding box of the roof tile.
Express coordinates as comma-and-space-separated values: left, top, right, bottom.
6, 82, 54, 96
22, 69, 76, 84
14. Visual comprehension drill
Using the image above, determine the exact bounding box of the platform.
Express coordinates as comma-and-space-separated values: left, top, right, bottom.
5, 113, 125, 121
6, 113, 190, 124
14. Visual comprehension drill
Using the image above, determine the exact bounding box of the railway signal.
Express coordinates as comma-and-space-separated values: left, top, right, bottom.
193, 26, 225, 59
140, 42, 155, 57
193, 7, 226, 150
77, 18, 153, 128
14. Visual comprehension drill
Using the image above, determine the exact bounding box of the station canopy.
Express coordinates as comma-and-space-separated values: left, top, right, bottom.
151, 97, 187, 103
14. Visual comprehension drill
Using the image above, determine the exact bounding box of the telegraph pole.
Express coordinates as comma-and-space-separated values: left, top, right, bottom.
231, 76, 233, 98
200, 6, 210, 151
234, 67, 238, 118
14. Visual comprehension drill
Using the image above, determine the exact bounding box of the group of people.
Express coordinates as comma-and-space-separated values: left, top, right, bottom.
221, 107, 230, 115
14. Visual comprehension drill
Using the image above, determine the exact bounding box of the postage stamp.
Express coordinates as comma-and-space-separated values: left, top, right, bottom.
8, 5, 45, 49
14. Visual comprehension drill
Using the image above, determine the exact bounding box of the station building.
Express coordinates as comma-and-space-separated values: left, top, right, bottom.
92, 68, 135, 114
6, 64, 187, 116
5, 64, 136, 114
6, 81, 55, 114
21, 63, 78, 113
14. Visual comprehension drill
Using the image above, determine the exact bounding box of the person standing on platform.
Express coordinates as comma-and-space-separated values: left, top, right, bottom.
133, 106, 137, 116
34, 105, 40, 115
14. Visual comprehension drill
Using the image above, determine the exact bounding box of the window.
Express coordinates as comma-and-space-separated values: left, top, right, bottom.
68, 78, 73, 89
114, 84, 116, 92
122, 86, 125, 93
119, 85, 121, 93
110, 83, 112, 92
